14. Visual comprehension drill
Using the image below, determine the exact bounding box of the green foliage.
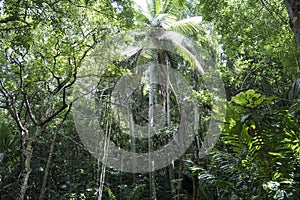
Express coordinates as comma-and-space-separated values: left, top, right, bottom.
192, 0, 299, 99
118, 184, 146, 200
1, 0, 300, 199
0, 123, 14, 153
190, 89, 300, 199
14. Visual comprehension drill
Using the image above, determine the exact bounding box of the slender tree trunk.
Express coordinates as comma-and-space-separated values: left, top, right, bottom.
39, 105, 71, 200
39, 131, 57, 200
149, 64, 157, 200
98, 161, 106, 200
166, 96, 175, 196
178, 155, 184, 200
193, 70, 201, 163
192, 70, 201, 199
194, 105, 200, 161
192, 176, 199, 200
162, 52, 176, 197
285, 0, 300, 53
193, 105, 200, 200
168, 161, 175, 196
98, 122, 111, 200
19, 136, 33, 200
128, 101, 137, 184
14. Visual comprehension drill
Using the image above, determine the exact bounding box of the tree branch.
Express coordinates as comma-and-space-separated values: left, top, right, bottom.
0, 15, 19, 24
40, 88, 67, 126
24, 94, 38, 125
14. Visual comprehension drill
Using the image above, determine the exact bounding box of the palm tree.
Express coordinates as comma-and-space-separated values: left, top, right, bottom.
132, 0, 206, 199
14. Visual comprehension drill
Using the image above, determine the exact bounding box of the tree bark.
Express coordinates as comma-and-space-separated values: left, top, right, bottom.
19, 137, 33, 200
285, 0, 300, 53
18, 127, 41, 200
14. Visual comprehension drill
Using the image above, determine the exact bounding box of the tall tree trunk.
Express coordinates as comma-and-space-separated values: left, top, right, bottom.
158, 50, 185, 198
167, 89, 175, 196
285, 0, 300, 53
149, 64, 157, 200
191, 70, 201, 200
161, 52, 176, 197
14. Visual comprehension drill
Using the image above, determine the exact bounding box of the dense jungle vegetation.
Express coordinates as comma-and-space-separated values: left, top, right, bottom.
1, 0, 300, 199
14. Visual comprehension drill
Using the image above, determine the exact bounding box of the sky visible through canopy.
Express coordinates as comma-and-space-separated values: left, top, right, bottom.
134, 0, 147, 12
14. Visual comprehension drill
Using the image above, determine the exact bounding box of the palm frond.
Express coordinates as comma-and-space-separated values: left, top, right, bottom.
160, 0, 173, 13
152, 13, 177, 29
133, 2, 152, 23
155, 0, 163, 15
156, 31, 208, 74
135, 13, 152, 26
169, 16, 203, 35
146, 0, 158, 17
176, 44, 205, 75
147, 0, 176, 16
175, 0, 186, 8
168, 0, 187, 16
